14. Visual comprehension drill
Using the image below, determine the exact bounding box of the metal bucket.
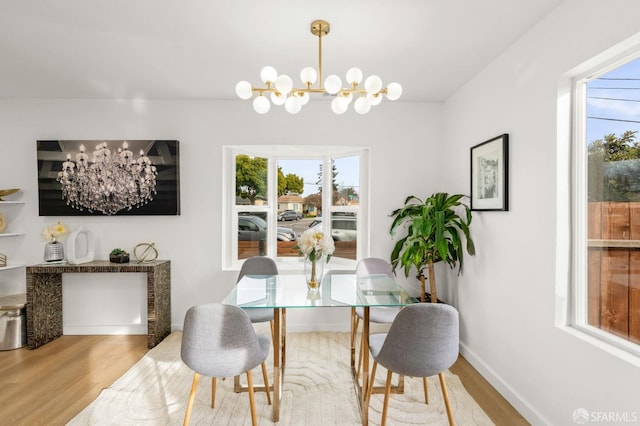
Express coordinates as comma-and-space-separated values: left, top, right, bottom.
0, 308, 25, 350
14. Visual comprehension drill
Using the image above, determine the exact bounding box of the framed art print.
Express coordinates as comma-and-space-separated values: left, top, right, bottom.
470, 134, 509, 211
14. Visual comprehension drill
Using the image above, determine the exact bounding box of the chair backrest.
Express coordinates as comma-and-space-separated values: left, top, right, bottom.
356, 257, 393, 277
181, 303, 267, 377
376, 303, 459, 378
237, 256, 279, 283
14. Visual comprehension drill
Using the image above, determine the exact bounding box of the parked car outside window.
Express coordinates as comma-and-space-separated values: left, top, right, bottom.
238, 215, 295, 241
309, 216, 357, 241
278, 209, 303, 221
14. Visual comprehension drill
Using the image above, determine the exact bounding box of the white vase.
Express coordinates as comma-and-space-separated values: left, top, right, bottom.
304, 256, 324, 290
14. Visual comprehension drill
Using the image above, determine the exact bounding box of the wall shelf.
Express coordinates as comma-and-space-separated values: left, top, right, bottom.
0, 233, 25, 238
0, 264, 26, 271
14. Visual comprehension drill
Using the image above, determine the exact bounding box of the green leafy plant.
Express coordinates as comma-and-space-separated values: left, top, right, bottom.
390, 193, 475, 303
110, 248, 129, 256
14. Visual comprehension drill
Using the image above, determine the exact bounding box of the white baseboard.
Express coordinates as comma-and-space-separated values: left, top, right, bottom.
63, 324, 147, 335
459, 341, 549, 425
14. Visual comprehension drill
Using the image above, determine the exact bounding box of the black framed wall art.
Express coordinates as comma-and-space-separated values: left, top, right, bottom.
470, 134, 509, 211
37, 140, 180, 216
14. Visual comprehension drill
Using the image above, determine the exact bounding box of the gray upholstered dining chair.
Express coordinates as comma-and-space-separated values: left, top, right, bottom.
366, 303, 459, 426
237, 256, 279, 331
180, 303, 271, 426
353, 257, 400, 378
234, 256, 278, 393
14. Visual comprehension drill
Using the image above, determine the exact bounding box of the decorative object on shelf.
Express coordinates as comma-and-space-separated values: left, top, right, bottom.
42, 221, 69, 262
470, 133, 509, 211
134, 242, 158, 263
56, 141, 158, 215
66, 226, 95, 265
0, 252, 6, 267
390, 193, 475, 303
235, 19, 402, 115
295, 228, 335, 290
0, 188, 20, 201
109, 248, 130, 263
0, 212, 6, 234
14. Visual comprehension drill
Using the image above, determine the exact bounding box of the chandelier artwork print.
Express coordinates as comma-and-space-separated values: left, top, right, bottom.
37, 140, 181, 216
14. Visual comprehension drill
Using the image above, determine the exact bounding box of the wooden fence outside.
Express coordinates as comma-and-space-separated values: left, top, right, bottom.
588, 201, 640, 343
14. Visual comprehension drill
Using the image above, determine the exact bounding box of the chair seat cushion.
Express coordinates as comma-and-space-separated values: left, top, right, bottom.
244, 307, 274, 323
369, 333, 387, 359
355, 307, 399, 324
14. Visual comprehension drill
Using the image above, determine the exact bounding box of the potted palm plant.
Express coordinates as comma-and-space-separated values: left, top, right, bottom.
390, 192, 475, 303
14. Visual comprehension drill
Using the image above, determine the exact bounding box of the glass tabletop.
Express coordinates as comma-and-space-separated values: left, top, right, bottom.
222, 273, 414, 308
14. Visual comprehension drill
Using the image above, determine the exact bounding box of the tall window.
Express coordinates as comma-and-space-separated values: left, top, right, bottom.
223, 146, 367, 270
573, 55, 640, 353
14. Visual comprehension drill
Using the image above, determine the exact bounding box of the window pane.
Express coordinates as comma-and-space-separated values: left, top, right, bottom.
236, 154, 268, 206
332, 156, 360, 206
237, 212, 268, 259
330, 212, 357, 260
586, 58, 640, 343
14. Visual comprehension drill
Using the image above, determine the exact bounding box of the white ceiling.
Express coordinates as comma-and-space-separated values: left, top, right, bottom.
0, 0, 564, 102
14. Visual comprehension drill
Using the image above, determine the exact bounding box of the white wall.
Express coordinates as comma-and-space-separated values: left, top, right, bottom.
442, 1, 640, 424
0, 98, 442, 331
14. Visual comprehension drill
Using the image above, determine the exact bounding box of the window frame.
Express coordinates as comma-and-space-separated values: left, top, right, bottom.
568, 49, 640, 360
222, 145, 369, 271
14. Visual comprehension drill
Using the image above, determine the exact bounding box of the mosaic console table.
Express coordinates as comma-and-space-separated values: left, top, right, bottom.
26, 260, 171, 349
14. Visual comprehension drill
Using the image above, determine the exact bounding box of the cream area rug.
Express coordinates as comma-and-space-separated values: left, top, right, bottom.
69, 331, 494, 425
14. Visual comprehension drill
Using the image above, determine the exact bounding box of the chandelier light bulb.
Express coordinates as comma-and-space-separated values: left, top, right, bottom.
331, 97, 349, 114
346, 67, 363, 85
285, 96, 302, 114
300, 67, 318, 85
386, 82, 403, 101
253, 95, 271, 114
300, 92, 310, 105
354, 96, 371, 114
324, 75, 342, 95
260, 66, 278, 84
344, 92, 353, 104
271, 92, 286, 106
275, 75, 293, 94
364, 75, 383, 94
235, 81, 253, 100
368, 93, 383, 106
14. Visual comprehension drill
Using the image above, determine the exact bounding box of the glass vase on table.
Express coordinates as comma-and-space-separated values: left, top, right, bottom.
304, 256, 324, 290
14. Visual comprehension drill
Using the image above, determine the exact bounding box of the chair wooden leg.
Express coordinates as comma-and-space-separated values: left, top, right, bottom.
183, 373, 200, 426
269, 320, 275, 344
351, 313, 360, 347
423, 377, 428, 404
211, 377, 217, 408
246, 370, 258, 426
381, 370, 393, 426
439, 372, 455, 426
367, 361, 378, 399
357, 331, 364, 379
233, 375, 241, 392
261, 361, 272, 405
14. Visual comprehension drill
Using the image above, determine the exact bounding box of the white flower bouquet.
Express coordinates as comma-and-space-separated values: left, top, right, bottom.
42, 221, 69, 242
295, 228, 335, 262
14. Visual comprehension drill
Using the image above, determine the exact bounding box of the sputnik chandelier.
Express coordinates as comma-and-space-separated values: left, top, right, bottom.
235, 19, 402, 115
57, 141, 157, 215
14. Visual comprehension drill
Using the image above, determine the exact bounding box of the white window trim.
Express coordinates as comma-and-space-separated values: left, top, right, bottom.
558, 37, 640, 365
222, 145, 369, 271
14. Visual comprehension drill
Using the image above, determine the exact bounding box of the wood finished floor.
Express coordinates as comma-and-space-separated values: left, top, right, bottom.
0, 335, 528, 425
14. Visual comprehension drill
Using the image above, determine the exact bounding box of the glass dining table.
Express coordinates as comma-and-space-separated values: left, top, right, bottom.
222, 272, 414, 425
